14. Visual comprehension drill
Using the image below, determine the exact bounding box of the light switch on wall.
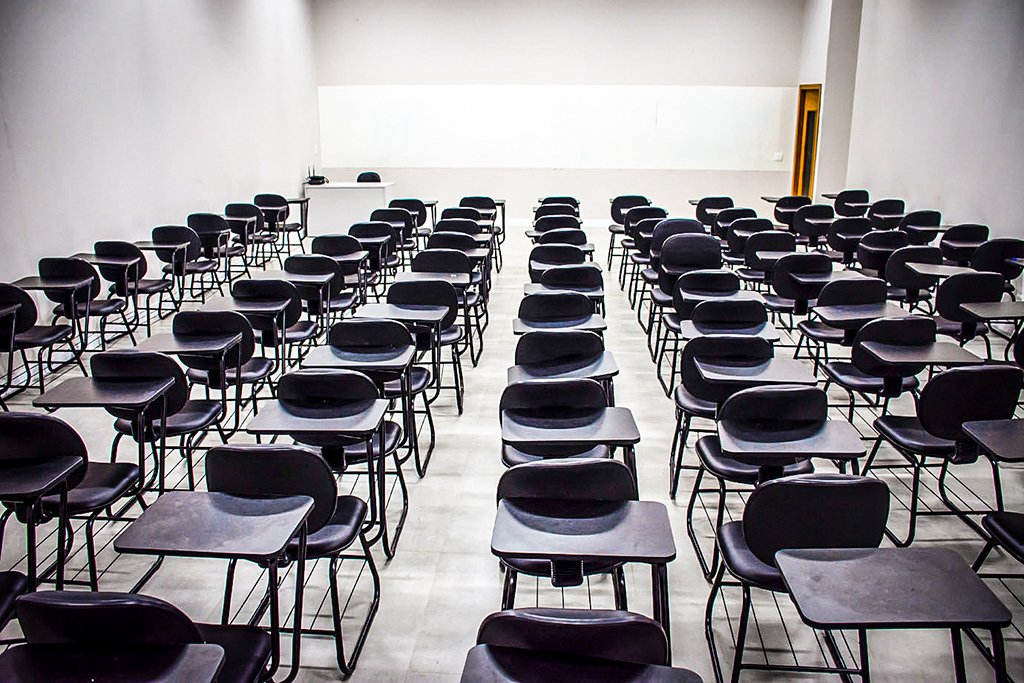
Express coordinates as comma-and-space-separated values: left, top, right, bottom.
772, 152, 783, 161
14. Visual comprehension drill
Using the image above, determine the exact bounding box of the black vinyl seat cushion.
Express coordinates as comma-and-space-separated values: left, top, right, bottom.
501, 444, 611, 468
289, 495, 367, 558
763, 294, 798, 312
54, 298, 126, 318
797, 320, 846, 344
195, 622, 272, 683
320, 421, 403, 470
822, 362, 920, 393
40, 463, 139, 514
983, 512, 1024, 563
736, 268, 766, 283
696, 436, 814, 486
114, 400, 222, 439
662, 313, 682, 333
124, 278, 174, 295
651, 289, 672, 307
502, 556, 623, 579
887, 287, 933, 302
718, 521, 787, 592
163, 260, 218, 275
186, 358, 275, 387
934, 316, 988, 338
459, 291, 482, 308
415, 325, 464, 349
674, 385, 716, 419
873, 415, 956, 456
383, 366, 431, 397
0, 571, 28, 626
609, 224, 625, 234
14, 324, 73, 349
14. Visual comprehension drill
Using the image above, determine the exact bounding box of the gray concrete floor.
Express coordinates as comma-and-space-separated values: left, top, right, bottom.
1, 225, 1022, 681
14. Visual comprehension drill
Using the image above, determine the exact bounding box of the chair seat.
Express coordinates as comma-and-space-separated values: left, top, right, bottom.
823, 362, 919, 394
125, 278, 174, 295
55, 298, 126, 318
887, 287, 933, 303
873, 415, 956, 457
934, 316, 987, 338
763, 294, 797, 312
163, 260, 218, 275
415, 325, 464, 349
718, 521, 787, 592
798, 320, 846, 343
608, 224, 625, 234
736, 267, 766, 283
209, 244, 246, 258
983, 511, 1024, 563
502, 444, 611, 468
651, 288, 672, 306
723, 253, 745, 265
262, 321, 317, 346
0, 572, 28, 626
186, 357, 274, 388
41, 463, 139, 515
459, 291, 482, 307
502, 556, 623, 579
383, 366, 431, 397
674, 386, 716, 419
114, 400, 223, 439
321, 421, 403, 470
696, 436, 813, 485
662, 312, 682, 332
14, 324, 71, 349
195, 623, 272, 683
289, 495, 367, 558
641, 268, 658, 284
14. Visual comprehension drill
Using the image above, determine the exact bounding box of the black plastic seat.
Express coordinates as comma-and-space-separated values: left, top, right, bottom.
232, 278, 317, 361
695, 435, 813, 487
17, 590, 271, 683
284, 254, 357, 320
152, 225, 223, 302
496, 459, 635, 609
706, 474, 890, 682
979, 512, 1024, 565
206, 444, 379, 676
791, 203, 835, 249
866, 365, 1023, 546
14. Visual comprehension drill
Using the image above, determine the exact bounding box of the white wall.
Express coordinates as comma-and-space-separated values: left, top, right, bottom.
846, 0, 1024, 235
797, 0, 833, 84
311, 0, 809, 219
0, 0, 319, 279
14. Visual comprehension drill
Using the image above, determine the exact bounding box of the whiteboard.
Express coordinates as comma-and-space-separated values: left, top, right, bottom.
318, 84, 796, 171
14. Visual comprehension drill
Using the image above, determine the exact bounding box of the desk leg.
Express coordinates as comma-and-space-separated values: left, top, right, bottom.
266, 560, 282, 680
859, 629, 871, 683
281, 524, 307, 683
991, 629, 1008, 683
55, 484, 68, 590
951, 628, 967, 683
651, 563, 670, 662
25, 504, 37, 590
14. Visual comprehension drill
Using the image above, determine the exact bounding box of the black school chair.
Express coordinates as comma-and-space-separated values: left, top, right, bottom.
188, 212, 247, 281
389, 198, 431, 245
834, 189, 869, 217
496, 459, 634, 610
528, 244, 586, 283
349, 221, 401, 291
232, 278, 317, 366
791, 203, 834, 249
884, 245, 940, 312
797, 277, 888, 372
827, 217, 872, 266
898, 209, 942, 245
867, 198, 906, 231
514, 292, 605, 335
412, 248, 487, 365
855, 229, 909, 277
695, 196, 733, 231
311, 234, 372, 303
41, 257, 136, 350
152, 225, 222, 302
711, 207, 756, 242
970, 237, 1024, 299
738, 230, 796, 289
370, 208, 417, 266
95, 240, 174, 335
773, 195, 811, 229
933, 271, 1003, 356
356, 171, 381, 182
705, 474, 889, 683
608, 195, 651, 268
207, 444, 379, 676
724, 217, 772, 265
17, 589, 271, 682
255, 193, 306, 254
864, 365, 1022, 546
940, 223, 988, 266
510, 330, 615, 403
284, 254, 358, 323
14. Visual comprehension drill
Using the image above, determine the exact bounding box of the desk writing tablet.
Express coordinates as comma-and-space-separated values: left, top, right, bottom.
677, 320, 781, 342
0, 643, 225, 683
135, 332, 242, 355
246, 398, 389, 437
71, 252, 141, 269
688, 199, 700, 206
523, 284, 604, 299
962, 419, 1024, 463
789, 270, 860, 286
492, 499, 675, 564
0, 457, 82, 503
12, 275, 93, 292
354, 303, 447, 324
115, 491, 312, 562
512, 315, 607, 335
695, 357, 816, 387
302, 344, 415, 372
201, 295, 290, 317
812, 302, 909, 328
959, 301, 1024, 321
507, 352, 619, 384
395, 271, 471, 287
250, 270, 334, 285
719, 419, 865, 464
906, 262, 975, 278
860, 341, 983, 367
134, 240, 189, 251
34, 377, 174, 411
675, 289, 764, 305
753, 250, 796, 265
329, 251, 370, 265
776, 547, 1011, 630
501, 407, 640, 447
760, 195, 781, 204
821, 192, 840, 199
461, 644, 701, 683
353, 235, 390, 247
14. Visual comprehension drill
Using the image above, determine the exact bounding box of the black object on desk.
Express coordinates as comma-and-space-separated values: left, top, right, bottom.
0, 643, 224, 683
777, 547, 1012, 682
114, 491, 312, 682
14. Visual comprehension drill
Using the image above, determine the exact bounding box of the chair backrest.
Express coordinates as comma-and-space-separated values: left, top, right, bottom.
867, 198, 906, 230
942, 223, 989, 245
680, 334, 773, 404
427, 231, 478, 252
918, 366, 1023, 445
413, 248, 475, 275
274, 369, 381, 453
518, 292, 593, 323
206, 443, 338, 534
851, 315, 935, 378
623, 206, 667, 239
791, 204, 835, 244
538, 228, 588, 246
744, 231, 796, 270
285, 254, 345, 298
186, 212, 229, 236
441, 207, 482, 222
726, 217, 773, 256
742, 473, 890, 567
356, 171, 381, 182
348, 221, 399, 261
0, 284, 39, 341
712, 207, 756, 240
774, 195, 811, 225
94, 241, 148, 292
935, 271, 1005, 322
253, 193, 290, 224
970, 238, 1024, 281
540, 196, 580, 209
695, 196, 733, 226
532, 215, 581, 233
610, 195, 650, 224
651, 218, 704, 252
461, 196, 497, 212
719, 385, 828, 443
225, 202, 265, 235
90, 351, 189, 422
387, 280, 459, 329
152, 225, 202, 265
884, 246, 941, 292
0, 412, 87, 491
691, 299, 768, 330
672, 269, 740, 317
659, 234, 722, 293
500, 378, 607, 416
771, 252, 833, 301
534, 204, 576, 221
389, 198, 427, 227
435, 218, 484, 236
514, 330, 603, 367
476, 608, 669, 666
17, 591, 202, 645
529, 245, 586, 268
171, 310, 255, 375
328, 318, 412, 351
834, 189, 869, 217
311, 233, 362, 257
231, 278, 303, 330
899, 210, 942, 244
538, 264, 603, 291
38, 257, 100, 305
856, 229, 910, 273
496, 458, 637, 501
630, 218, 663, 255
815, 276, 887, 307
827, 217, 873, 254
370, 208, 415, 240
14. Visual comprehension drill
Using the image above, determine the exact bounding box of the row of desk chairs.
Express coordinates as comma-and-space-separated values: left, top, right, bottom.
609, 191, 1024, 680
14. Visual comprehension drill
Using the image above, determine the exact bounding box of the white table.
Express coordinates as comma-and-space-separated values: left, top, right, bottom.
305, 181, 395, 234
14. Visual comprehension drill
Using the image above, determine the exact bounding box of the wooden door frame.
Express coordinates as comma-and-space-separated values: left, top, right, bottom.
792, 84, 822, 197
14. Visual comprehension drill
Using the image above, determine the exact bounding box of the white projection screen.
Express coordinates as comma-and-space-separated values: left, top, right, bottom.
318, 85, 796, 171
